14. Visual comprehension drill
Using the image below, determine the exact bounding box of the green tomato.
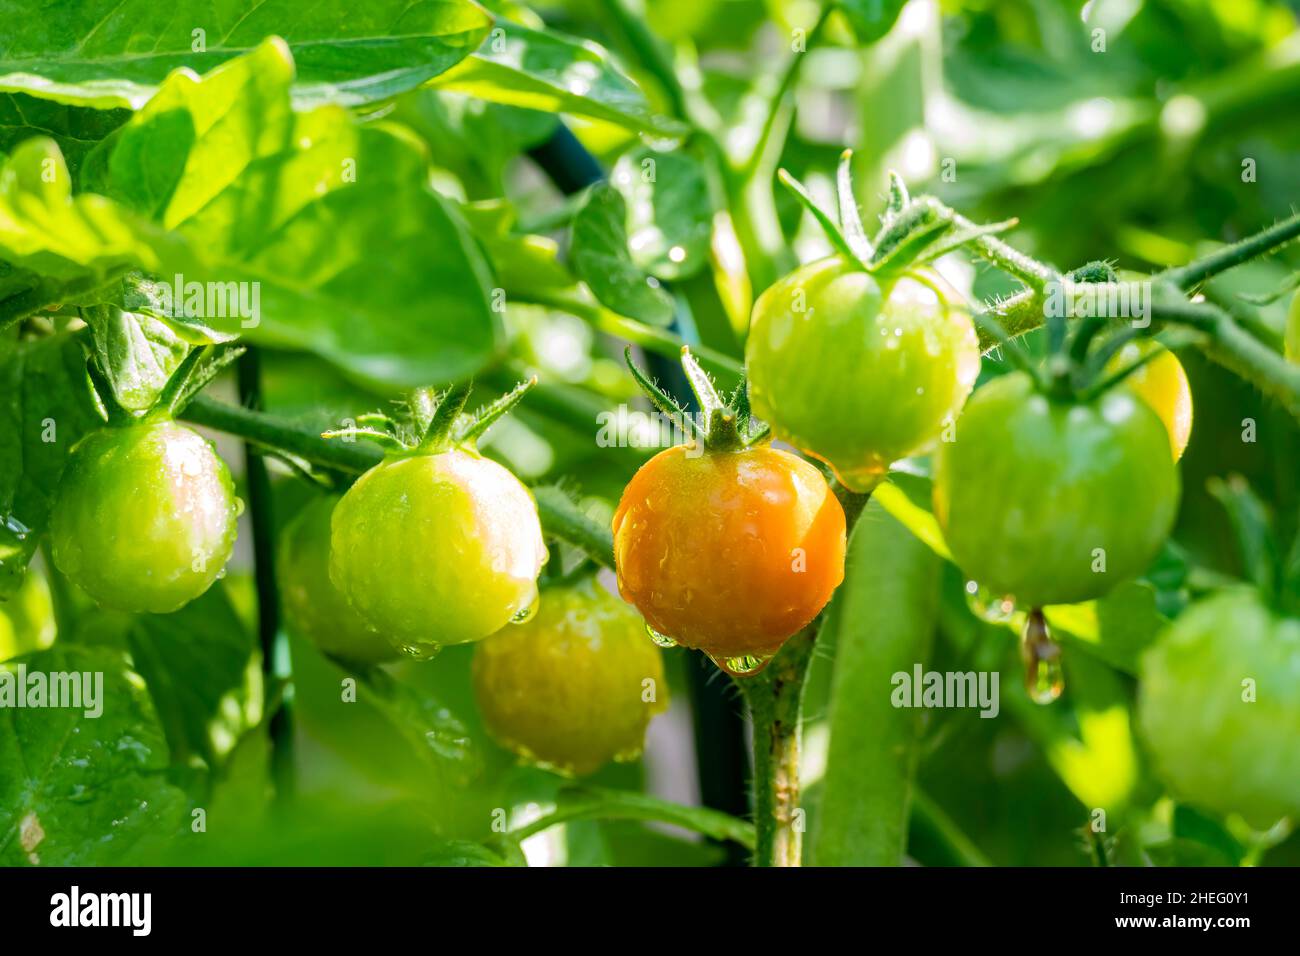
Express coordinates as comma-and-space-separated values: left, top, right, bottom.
1286, 288, 1300, 363
329, 448, 547, 655
279, 496, 396, 666
50, 421, 239, 613
1139, 590, 1300, 827
933, 371, 1179, 607
746, 256, 979, 492
0, 570, 56, 662
472, 575, 667, 776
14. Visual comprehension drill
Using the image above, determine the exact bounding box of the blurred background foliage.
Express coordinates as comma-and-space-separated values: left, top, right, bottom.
4, 0, 1300, 867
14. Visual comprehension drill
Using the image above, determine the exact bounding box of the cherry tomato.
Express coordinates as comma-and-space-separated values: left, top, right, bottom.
612, 443, 845, 663
50, 421, 239, 613
1106, 341, 1193, 460
746, 257, 980, 492
933, 371, 1179, 607
329, 448, 547, 656
1139, 590, 1300, 827
279, 496, 396, 666
0, 570, 55, 662
472, 575, 667, 775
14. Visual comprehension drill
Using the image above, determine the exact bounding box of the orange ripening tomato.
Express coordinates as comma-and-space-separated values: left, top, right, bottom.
1106, 341, 1193, 461
612, 444, 846, 664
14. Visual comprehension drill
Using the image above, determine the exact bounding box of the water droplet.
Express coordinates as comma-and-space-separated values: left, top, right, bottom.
509, 590, 540, 625
964, 580, 1015, 622
645, 623, 677, 648
233, 497, 246, 518
395, 641, 441, 662
1021, 608, 1064, 704
710, 653, 773, 677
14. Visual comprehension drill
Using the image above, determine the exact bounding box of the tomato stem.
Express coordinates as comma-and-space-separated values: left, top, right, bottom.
741, 486, 872, 866
741, 622, 818, 867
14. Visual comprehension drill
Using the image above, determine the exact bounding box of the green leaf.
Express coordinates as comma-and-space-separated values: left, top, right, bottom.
429, 22, 686, 136
0, 92, 130, 182
462, 200, 576, 292
571, 184, 675, 326
837, 1, 909, 45
0, 332, 102, 598
0, 137, 170, 286
0, 644, 189, 865
125, 586, 262, 769
611, 148, 713, 281
873, 474, 952, 561
812, 500, 941, 865
80, 302, 190, 412
84, 41, 501, 387
0, 0, 492, 110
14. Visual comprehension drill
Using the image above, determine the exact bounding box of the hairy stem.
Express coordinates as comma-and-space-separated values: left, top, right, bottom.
1158, 211, 1300, 290
742, 624, 818, 867
741, 487, 871, 867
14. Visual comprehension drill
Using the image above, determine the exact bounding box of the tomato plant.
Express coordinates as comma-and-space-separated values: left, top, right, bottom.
1, 0, 1299, 882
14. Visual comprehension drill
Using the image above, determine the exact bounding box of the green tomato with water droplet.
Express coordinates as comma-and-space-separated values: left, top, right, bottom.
50, 421, 239, 613
933, 371, 1179, 607
329, 448, 547, 655
746, 257, 980, 492
472, 575, 667, 776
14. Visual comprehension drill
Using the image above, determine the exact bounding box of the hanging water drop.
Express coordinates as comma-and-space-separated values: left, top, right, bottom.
710, 653, 773, 677
510, 591, 540, 625
645, 622, 677, 648
396, 641, 441, 662
1021, 607, 1064, 704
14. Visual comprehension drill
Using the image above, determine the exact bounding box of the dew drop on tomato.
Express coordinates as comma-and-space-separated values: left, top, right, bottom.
1021, 609, 1064, 705
509, 589, 540, 625
645, 623, 677, 648
709, 652, 773, 677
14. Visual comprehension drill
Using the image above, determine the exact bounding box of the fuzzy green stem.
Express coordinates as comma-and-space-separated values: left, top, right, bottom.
741, 488, 872, 867
742, 624, 818, 867
1158, 211, 1300, 290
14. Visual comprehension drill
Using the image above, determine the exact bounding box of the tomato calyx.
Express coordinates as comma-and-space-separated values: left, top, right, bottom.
322, 377, 537, 458
776, 150, 1019, 281
623, 345, 769, 454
